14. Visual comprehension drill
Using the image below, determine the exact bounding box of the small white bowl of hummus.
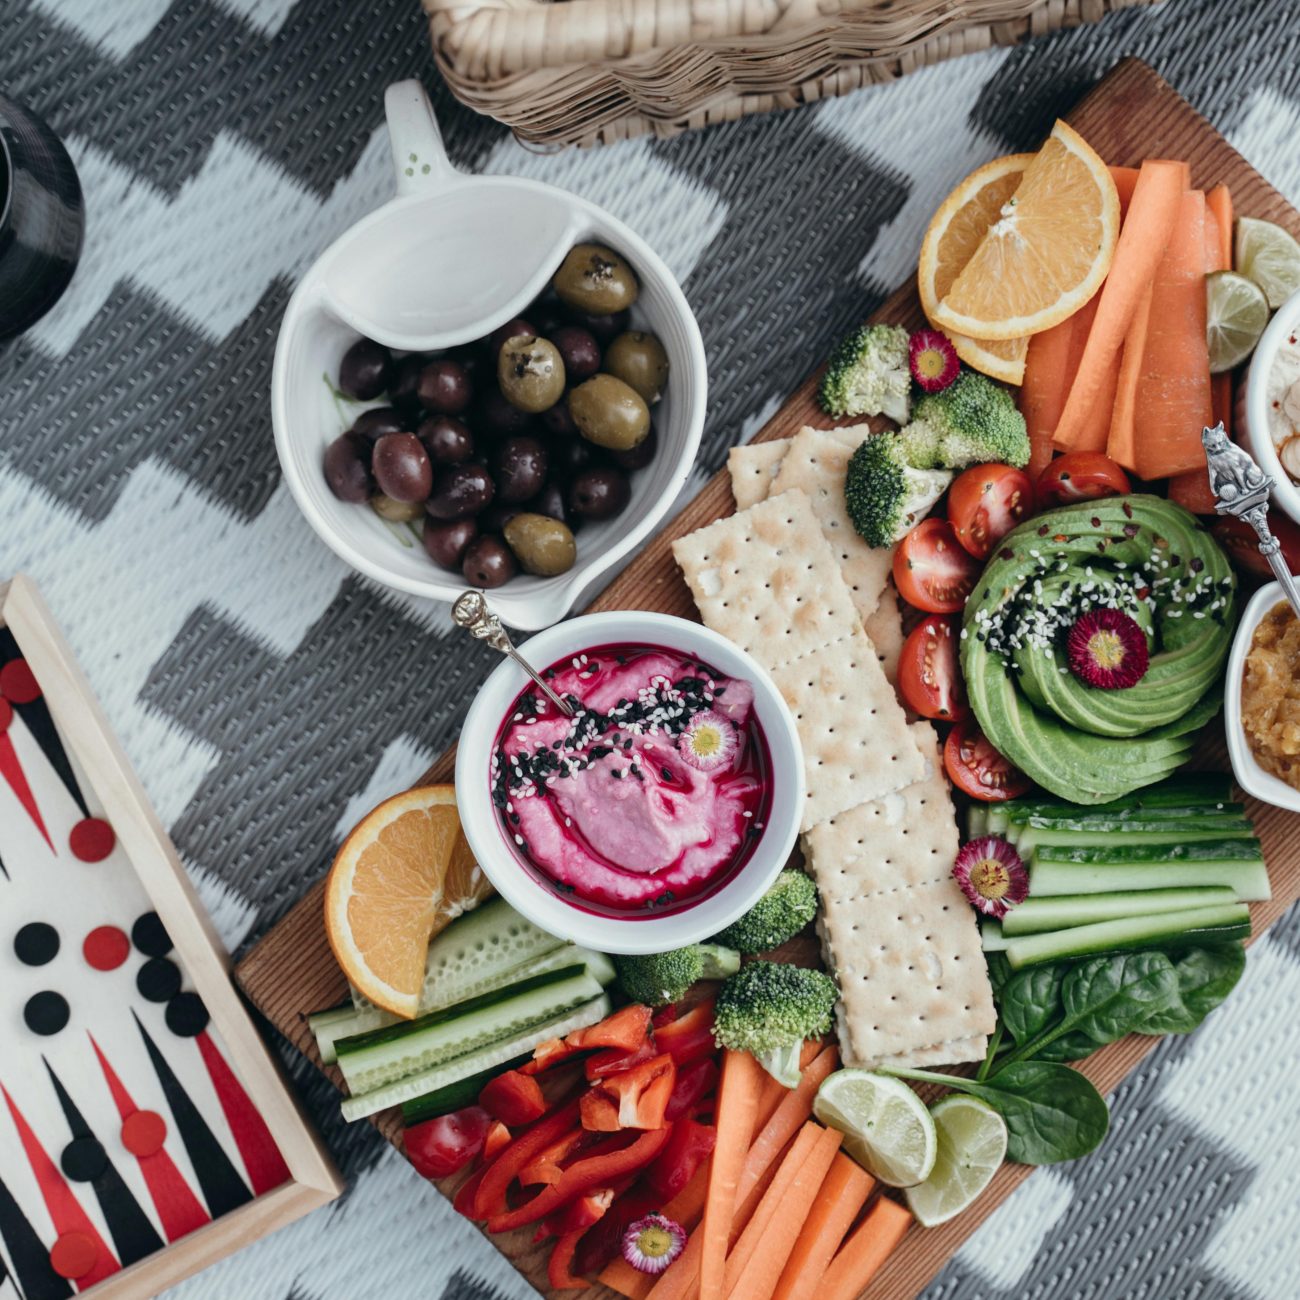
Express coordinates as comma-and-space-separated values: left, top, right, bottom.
456, 611, 804, 954
1244, 287, 1300, 526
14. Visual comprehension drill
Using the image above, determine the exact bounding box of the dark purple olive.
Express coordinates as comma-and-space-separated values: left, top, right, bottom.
492, 436, 548, 503
607, 422, 658, 471
551, 326, 601, 382
448, 345, 485, 384
540, 401, 579, 438
419, 415, 475, 466
338, 338, 393, 401
323, 432, 373, 503
350, 406, 407, 443
417, 358, 473, 414
527, 480, 573, 528
423, 517, 478, 572
487, 318, 535, 358
427, 464, 495, 520
531, 302, 568, 337
548, 435, 599, 479
476, 388, 535, 437
463, 535, 517, 588
570, 309, 630, 343
479, 502, 523, 533
389, 353, 427, 408
568, 467, 631, 521
372, 433, 432, 502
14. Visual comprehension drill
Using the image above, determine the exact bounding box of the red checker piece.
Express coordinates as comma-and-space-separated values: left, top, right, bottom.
0, 658, 40, 704
0, 699, 11, 734
83, 926, 130, 971
121, 1109, 167, 1157
49, 1231, 98, 1280
69, 817, 115, 863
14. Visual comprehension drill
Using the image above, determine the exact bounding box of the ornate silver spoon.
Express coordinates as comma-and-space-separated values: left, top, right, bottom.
1203, 422, 1300, 619
452, 590, 575, 717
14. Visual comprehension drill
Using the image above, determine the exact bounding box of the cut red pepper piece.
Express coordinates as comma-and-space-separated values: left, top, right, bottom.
652, 1003, 679, 1028
404, 1105, 490, 1181
548, 1229, 590, 1291
645, 1118, 716, 1202
590, 1053, 676, 1131
580, 1090, 623, 1133
585, 1035, 659, 1081
654, 999, 716, 1067
519, 1036, 581, 1076
573, 1182, 661, 1277
473, 1099, 581, 1220
664, 1056, 718, 1122
453, 1164, 489, 1219
543, 1187, 616, 1237
521, 1127, 587, 1186
483, 1120, 512, 1162
487, 1126, 673, 1234
480, 1069, 547, 1126
568, 1003, 653, 1053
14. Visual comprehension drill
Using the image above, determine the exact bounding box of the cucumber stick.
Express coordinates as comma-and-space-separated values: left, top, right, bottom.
1008, 819, 1254, 851
1030, 857, 1271, 902
981, 921, 1008, 952
310, 1004, 391, 1064
401, 1055, 530, 1126
1004, 902, 1252, 970
1000, 887, 1238, 936
336, 964, 603, 1095
341, 995, 612, 1121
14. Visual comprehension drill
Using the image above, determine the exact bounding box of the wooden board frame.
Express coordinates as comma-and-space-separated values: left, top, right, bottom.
0, 575, 343, 1298
236, 57, 1300, 1300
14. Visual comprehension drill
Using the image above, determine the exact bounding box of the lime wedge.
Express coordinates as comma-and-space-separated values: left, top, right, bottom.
1236, 216, 1300, 309
904, 1095, 1007, 1227
1206, 270, 1270, 373
813, 1070, 937, 1187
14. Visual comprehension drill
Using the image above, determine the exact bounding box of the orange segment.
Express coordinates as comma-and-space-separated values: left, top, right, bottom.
931, 121, 1121, 341
324, 785, 492, 1018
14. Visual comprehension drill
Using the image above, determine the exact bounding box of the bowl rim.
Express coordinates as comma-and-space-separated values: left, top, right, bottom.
453, 610, 805, 954
1224, 579, 1300, 813
271, 180, 707, 631
1244, 285, 1300, 527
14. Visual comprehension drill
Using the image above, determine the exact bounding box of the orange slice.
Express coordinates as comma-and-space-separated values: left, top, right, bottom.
930, 121, 1121, 342
918, 153, 1035, 384
325, 785, 491, 1018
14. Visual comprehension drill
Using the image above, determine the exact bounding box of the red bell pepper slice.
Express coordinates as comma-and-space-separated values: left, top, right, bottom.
664, 1056, 719, 1122
453, 1164, 488, 1219
480, 1069, 547, 1126
585, 1035, 659, 1081
580, 1089, 623, 1133
645, 1118, 716, 1201
572, 1182, 661, 1276
652, 1003, 680, 1028
487, 1126, 673, 1234
473, 1099, 580, 1220
519, 1036, 579, 1076
548, 1229, 589, 1291
404, 1106, 490, 1181
543, 1186, 616, 1237
521, 1127, 587, 1185
483, 1120, 512, 1161
568, 1003, 653, 1052
654, 999, 716, 1067
588, 1053, 676, 1131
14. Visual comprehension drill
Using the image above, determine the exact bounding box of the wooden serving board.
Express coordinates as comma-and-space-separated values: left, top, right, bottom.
237, 58, 1300, 1300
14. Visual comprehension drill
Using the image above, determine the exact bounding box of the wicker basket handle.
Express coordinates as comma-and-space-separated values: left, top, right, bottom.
384, 80, 459, 198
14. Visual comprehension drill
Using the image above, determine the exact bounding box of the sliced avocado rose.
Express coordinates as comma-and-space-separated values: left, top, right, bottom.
961, 495, 1235, 804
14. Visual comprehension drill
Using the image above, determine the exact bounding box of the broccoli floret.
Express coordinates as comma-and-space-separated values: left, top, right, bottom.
614, 944, 740, 1007
713, 961, 839, 1088
905, 370, 1030, 469
710, 870, 819, 955
818, 324, 911, 423
844, 432, 954, 548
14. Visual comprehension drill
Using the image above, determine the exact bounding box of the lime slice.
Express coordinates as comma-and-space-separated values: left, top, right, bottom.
1206, 270, 1270, 373
813, 1070, 937, 1187
1236, 216, 1300, 309
904, 1095, 1007, 1227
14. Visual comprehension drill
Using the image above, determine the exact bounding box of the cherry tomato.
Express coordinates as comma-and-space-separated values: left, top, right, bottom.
946, 464, 1032, 559
404, 1105, 490, 1180
1036, 452, 1131, 506
898, 615, 969, 721
893, 518, 983, 614
1212, 512, 1300, 577
943, 720, 1031, 801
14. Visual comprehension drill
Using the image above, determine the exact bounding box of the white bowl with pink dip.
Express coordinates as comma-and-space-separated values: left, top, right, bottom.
456, 611, 804, 954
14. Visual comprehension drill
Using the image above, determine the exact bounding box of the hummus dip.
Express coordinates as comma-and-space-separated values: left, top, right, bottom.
491, 644, 770, 913
1242, 600, 1300, 788
1267, 320, 1300, 480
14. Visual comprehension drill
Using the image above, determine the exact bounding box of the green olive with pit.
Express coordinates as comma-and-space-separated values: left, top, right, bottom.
497, 334, 566, 414
603, 331, 669, 405
369, 493, 424, 522
552, 244, 639, 316
504, 512, 578, 577
568, 374, 651, 452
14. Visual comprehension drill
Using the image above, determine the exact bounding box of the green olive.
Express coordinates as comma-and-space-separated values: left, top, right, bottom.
603, 331, 669, 405
370, 493, 424, 522
569, 374, 651, 451
552, 243, 639, 315
504, 513, 577, 577
498, 334, 566, 413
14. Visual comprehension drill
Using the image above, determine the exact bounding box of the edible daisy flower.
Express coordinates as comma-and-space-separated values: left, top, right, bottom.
1067, 609, 1149, 690
621, 1214, 686, 1274
678, 710, 738, 772
953, 836, 1028, 919
908, 329, 960, 393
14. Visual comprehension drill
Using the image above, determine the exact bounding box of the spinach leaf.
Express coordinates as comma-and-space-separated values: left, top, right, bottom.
1033, 1030, 1099, 1063
886, 1063, 1109, 1165
1139, 943, 1246, 1036
999, 965, 1065, 1044
984, 951, 1013, 996
1059, 951, 1181, 1044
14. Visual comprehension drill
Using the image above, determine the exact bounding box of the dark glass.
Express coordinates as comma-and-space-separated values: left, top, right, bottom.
0, 95, 84, 343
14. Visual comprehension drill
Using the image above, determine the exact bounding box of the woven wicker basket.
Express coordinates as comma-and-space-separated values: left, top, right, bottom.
422, 0, 1158, 147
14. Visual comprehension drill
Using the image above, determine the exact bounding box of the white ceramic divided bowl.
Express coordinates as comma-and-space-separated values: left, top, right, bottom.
1224, 580, 1300, 813
272, 81, 707, 630
455, 612, 804, 954
1243, 285, 1300, 528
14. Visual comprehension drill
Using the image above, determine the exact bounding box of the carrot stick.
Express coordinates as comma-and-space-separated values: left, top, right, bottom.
1110, 165, 1141, 219
821, 1197, 915, 1300
1053, 159, 1188, 452
1021, 317, 1076, 485
1107, 282, 1153, 471
599, 1165, 711, 1299
771, 1153, 876, 1300
1208, 183, 1233, 267
1134, 188, 1215, 480
698, 1050, 763, 1300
